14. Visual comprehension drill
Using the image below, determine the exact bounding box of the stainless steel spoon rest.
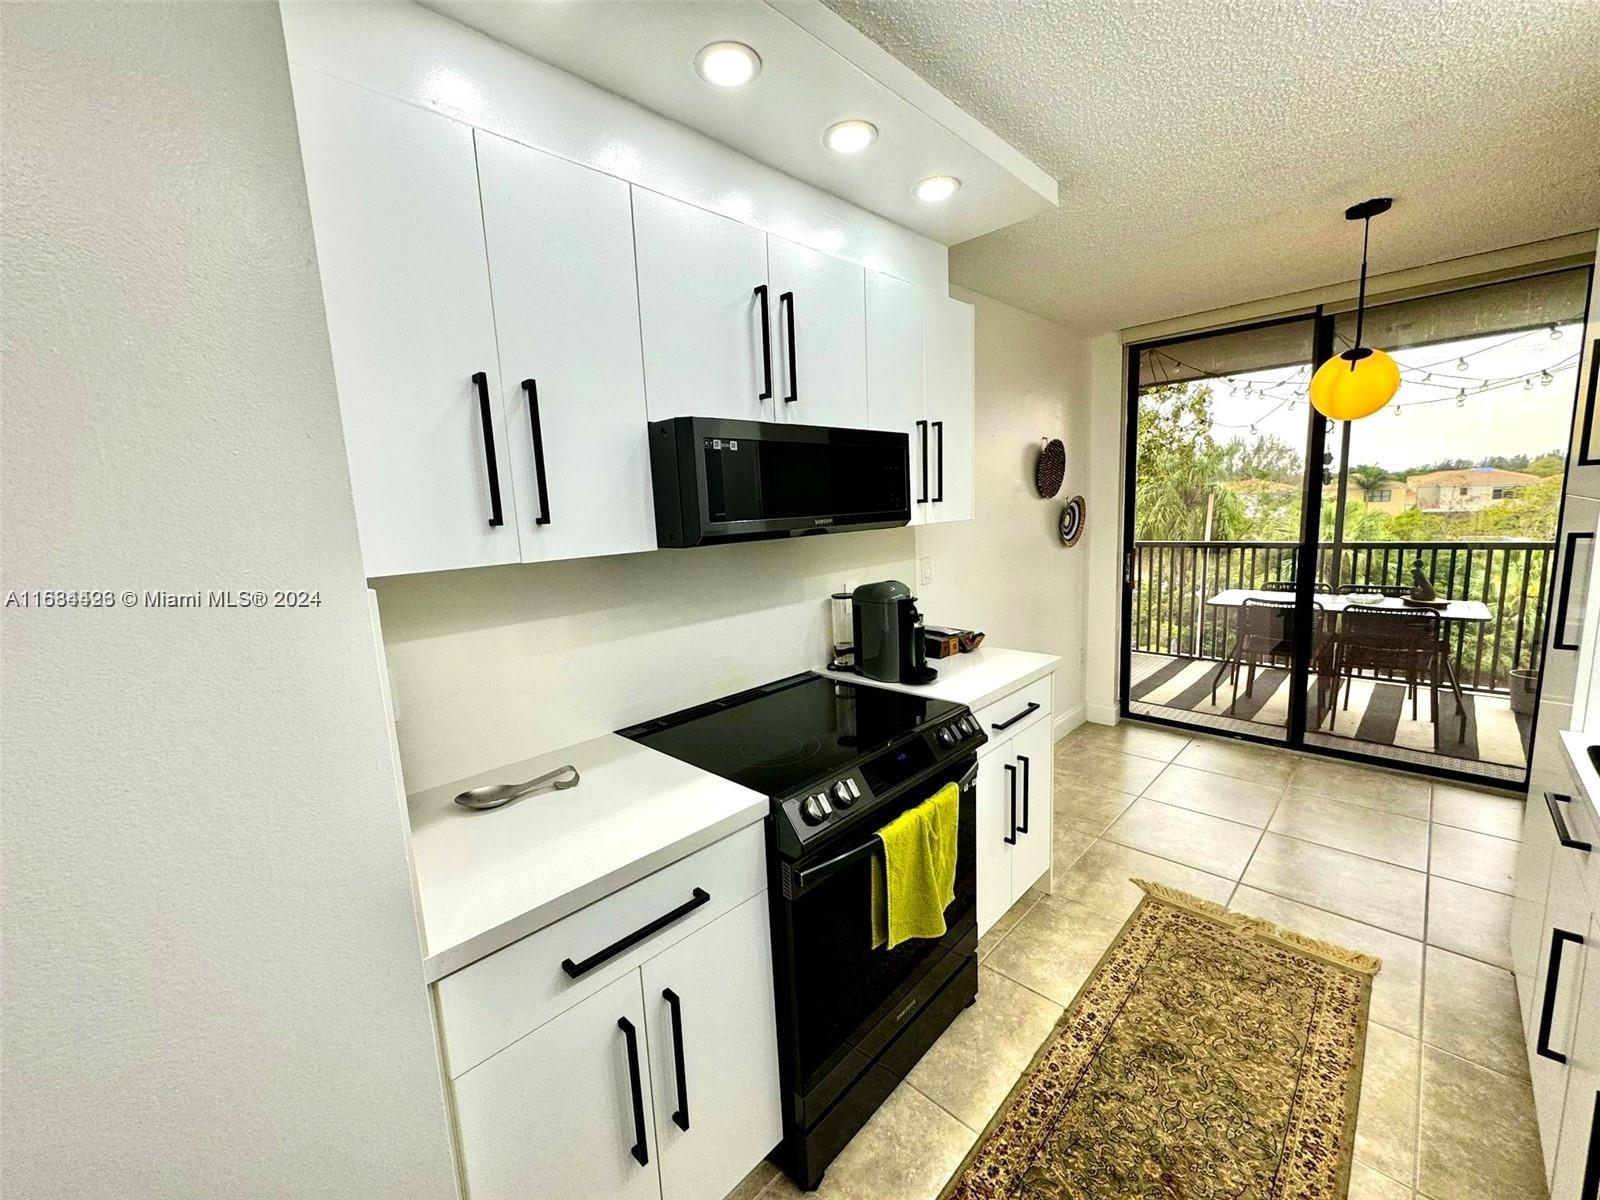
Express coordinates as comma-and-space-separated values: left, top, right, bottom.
454, 763, 580, 810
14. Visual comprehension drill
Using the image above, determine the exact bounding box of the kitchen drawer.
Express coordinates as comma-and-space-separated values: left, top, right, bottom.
975, 677, 1052, 748
435, 821, 766, 1077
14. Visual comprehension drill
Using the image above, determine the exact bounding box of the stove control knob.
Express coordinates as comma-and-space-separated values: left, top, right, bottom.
831, 780, 853, 807
846, 778, 861, 799
800, 795, 828, 826
937, 726, 956, 748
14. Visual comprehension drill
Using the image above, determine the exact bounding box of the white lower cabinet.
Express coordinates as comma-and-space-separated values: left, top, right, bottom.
1532, 847, 1593, 1178
975, 679, 1054, 935
448, 885, 780, 1200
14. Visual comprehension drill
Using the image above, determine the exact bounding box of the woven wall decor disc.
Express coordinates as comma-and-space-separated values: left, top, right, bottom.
1059, 495, 1086, 546
1036, 438, 1066, 498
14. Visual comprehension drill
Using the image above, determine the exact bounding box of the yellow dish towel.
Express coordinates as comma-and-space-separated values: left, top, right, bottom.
870, 782, 960, 950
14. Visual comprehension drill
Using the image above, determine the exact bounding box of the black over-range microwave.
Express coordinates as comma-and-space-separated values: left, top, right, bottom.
647, 418, 911, 547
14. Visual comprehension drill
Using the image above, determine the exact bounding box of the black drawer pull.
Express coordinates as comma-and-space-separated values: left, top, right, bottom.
472, 371, 503, 527
993, 702, 1041, 732
617, 1017, 649, 1166
932, 420, 944, 502
560, 888, 711, 979
521, 379, 551, 527
916, 420, 930, 504
754, 285, 772, 401
663, 988, 690, 1131
780, 290, 797, 403
1582, 1090, 1600, 1200
1536, 927, 1585, 1062
1547, 792, 1592, 852
1017, 754, 1031, 834
1004, 763, 1018, 845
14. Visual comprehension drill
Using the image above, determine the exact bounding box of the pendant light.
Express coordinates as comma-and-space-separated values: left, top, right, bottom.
1310, 198, 1401, 421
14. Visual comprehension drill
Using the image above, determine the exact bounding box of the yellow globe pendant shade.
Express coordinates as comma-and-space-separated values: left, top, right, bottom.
1310, 346, 1401, 421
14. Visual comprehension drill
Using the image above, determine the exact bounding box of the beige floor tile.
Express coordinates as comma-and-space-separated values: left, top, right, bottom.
977, 889, 1042, 961
1430, 824, 1519, 895
1172, 735, 1297, 786
1349, 1161, 1413, 1200
1141, 762, 1285, 827
1241, 833, 1427, 938
1231, 886, 1423, 1037
1063, 747, 1167, 796
1421, 946, 1529, 1080
1356, 1023, 1421, 1187
724, 1160, 779, 1200
982, 893, 1125, 1006
1047, 838, 1237, 928
1052, 778, 1138, 838
1425, 877, 1513, 970
1417, 1046, 1546, 1200
1268, 790, 1430, 870
1052, 824, 1095, 879
1431, 784, 1525, 841
906, 967, 1063, 1132
1288, 757, 1431, 820
758, 1081, 974, 1200
1103, 797, 1263, 879
1056, 720, 1190, 763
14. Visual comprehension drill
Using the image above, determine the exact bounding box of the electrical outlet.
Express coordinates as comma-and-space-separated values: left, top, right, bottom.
919, 556, 933, 586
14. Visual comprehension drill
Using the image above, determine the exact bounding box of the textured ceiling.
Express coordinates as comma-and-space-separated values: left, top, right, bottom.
824, 0, 1600, 332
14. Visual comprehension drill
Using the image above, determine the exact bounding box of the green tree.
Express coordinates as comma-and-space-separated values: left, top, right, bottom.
1134, 383, 1245, 540
1350, 464, 1390, 499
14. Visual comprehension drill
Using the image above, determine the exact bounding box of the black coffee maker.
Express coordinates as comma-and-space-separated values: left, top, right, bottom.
851, 581, 938, 684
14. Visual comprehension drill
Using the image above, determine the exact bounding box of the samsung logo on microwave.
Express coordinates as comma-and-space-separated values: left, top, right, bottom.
813, 517, 834, 527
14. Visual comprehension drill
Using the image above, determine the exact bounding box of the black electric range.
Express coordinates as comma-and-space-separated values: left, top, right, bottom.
620, 672, 985, 1190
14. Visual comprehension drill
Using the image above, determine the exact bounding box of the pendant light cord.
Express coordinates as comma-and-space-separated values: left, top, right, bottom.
1352, 215, 1370, 362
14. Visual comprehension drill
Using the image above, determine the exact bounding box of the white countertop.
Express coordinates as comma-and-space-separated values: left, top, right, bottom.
406, 734, 767, 981
1559, 729, 1600, 821
821, 646, 1060, 711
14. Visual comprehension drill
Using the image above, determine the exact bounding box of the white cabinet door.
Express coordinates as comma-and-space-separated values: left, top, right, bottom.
865, 271, 927, 524
923, 295, 976, 524
640, 894, 782, 1200
1516, 788, 1562, 1025
766, 235, 867, 428
633, 189, 772, 423
1531, 847, 1592, 1178
1009, 716, 1054, 898
976, 743, 1016, 936
290, 67, 517, 577
453, 971, 661, 1200
1550, 910, 1600, 1199
475, 131, 656, 563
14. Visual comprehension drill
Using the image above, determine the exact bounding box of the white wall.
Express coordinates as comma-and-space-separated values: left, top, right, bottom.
916, 289, 1088, 736
0, 5, 457, 1197
1083, 332, 1128, 724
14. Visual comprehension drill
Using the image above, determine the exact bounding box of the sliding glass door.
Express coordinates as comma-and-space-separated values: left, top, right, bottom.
1121, 266, 1593, 786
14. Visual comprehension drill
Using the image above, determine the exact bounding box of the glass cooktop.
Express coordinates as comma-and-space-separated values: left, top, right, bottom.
619, 672, 962, 797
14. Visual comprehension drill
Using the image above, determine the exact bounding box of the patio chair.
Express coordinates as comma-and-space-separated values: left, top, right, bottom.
1336, 607, 1468, 746
1212, 598, 1337, 723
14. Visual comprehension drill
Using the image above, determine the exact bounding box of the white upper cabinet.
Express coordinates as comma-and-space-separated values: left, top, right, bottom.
291, 67, 517, 577
865, 271, 928, 523
475, 131, 655, 563
766, 235, 868, 427
633, 188, 773, 423
924, 295, 976, 524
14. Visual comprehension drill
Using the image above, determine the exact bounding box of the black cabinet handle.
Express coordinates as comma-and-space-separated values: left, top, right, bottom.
754, 285, 772, 401
916, 420, 930, 504
663, 988, 690, 1132
472, 371, 503, 527
1017, 754, 1031, 834
617, 1017, 649, 1166
780, 291, 797, 403
993, 702, 1041, 732
1536, 927, 1585, 1062
560, 888, 711, 979
1547, 792, 1593, 852
933, 420, 945, 502
521, 379, 551, 527
1581, 1091, 1600, 1200
1004, 763, 1018, 845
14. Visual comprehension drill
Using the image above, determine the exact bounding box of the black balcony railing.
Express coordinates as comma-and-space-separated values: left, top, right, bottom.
1130, 539, 1554, 692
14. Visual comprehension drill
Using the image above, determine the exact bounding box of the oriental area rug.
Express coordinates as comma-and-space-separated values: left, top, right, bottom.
942, 881, 1380, 1200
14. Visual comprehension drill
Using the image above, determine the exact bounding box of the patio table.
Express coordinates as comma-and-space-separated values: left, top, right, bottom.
1205, 589, 1492, 623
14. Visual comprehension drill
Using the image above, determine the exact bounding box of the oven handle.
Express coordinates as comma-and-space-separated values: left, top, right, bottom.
791, 760, 977, 896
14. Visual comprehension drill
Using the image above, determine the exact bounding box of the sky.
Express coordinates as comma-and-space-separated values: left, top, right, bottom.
1197, 322, 1583, 474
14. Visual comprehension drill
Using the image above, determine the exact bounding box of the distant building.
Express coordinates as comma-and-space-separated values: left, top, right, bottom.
1406, 466, 1539, 513
1325, 478, 1410, 515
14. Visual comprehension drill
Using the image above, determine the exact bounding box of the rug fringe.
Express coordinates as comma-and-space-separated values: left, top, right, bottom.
1133, 878, 1382, 976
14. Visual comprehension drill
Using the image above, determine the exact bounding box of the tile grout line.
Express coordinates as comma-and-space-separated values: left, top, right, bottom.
1411, 782, 1434, 1193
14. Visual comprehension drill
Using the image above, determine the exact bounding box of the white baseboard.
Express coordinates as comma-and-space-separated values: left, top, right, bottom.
1085, 702, 1119, 726
1053, 705, 1086, 741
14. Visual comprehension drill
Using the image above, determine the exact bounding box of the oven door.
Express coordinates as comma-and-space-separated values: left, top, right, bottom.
775, 756, 978, 1127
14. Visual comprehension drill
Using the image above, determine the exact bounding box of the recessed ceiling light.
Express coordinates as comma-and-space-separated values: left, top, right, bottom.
695, 42, 761, 88
824, 120, 878, 155
913, 175, 961, 203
